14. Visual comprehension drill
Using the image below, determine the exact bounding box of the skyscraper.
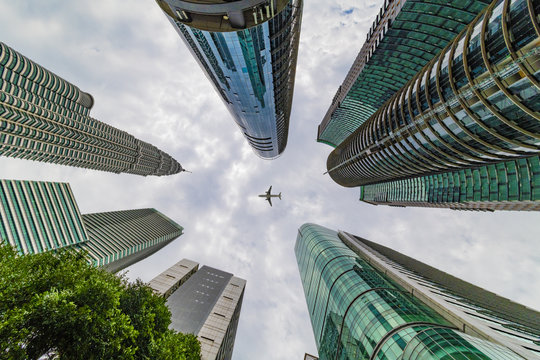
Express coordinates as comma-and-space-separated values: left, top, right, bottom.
0, 42, 183, 176
80, 208, 184, 272
318, 0, 491, 148
359, 156, 540, 211
149, 261, 246, 360
295, 223, 540, 359
155, 0, 303, 159
325, 0, 540, 211
0, 179, 183, 272
0, 179, 87, 255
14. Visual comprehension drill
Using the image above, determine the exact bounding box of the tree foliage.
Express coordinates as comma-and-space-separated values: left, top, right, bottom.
0, 244, 201, 360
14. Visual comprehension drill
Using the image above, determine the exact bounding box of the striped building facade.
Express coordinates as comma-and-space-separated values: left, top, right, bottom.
80, 209, 184, 272
0, 179, 87, 255
0, 42, 183, 176
0, 179, 183, 272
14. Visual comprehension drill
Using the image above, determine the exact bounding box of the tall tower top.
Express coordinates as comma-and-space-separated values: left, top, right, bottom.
156, 0, 290, 31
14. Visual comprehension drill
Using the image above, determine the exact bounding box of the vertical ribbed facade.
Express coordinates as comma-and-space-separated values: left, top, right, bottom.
156, 0, 302, 159
80, 208, 183, 272
295, 223, 540, 359
0, 179, 87, 255
326, 0, 540, 211
318, 0, 492, 147
360, 155, 540, 211
0, 42, 183, 176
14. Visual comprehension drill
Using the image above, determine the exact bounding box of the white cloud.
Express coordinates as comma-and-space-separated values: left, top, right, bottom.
1, 1, 540, 359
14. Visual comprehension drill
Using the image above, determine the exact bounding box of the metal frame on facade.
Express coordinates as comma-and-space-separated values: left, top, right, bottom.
327, 0, 540, 188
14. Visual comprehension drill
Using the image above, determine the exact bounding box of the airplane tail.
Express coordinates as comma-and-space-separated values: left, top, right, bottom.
279, 192, 282, 200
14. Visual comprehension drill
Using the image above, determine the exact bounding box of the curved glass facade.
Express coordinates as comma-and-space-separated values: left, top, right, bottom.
327, 0, 540, 187
0, 42, 183, 176
295, 223, 529, 360
159, 0, 302, 159
359, 155, 540, 211
318, 0, 491, 148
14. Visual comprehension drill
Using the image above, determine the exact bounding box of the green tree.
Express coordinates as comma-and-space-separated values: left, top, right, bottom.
0, 244, 201, 360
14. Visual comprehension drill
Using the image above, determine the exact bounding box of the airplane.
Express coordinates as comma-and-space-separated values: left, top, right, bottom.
258, 186, 281, 207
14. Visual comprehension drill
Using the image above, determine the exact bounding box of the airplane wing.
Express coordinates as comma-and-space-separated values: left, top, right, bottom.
267, 197, 272, 207
266, 185, 272, 196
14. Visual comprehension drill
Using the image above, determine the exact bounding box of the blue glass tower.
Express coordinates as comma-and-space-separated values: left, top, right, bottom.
156, 0, 303, 159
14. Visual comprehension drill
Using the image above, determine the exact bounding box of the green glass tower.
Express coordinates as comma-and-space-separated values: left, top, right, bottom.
0, 42, 183, 176
318, 0, 491, 148
326, 0, 540, 211
359, 155, 540, 211
80, 208, 183, 272
0, 179, 183, 272
0, 179, 87, 255
295, 223, 540, 359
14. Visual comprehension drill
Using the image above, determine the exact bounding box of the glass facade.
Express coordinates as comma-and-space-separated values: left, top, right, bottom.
0, 180, 183, 272
0, 179, 88, 255
359, 155, 540, 211
0, 42, 183, 176
318, 0, 491, 148
295, 223, 533, 359
327, 0, 540, 197
79, 208, 183, 272
158, 0, 302, 159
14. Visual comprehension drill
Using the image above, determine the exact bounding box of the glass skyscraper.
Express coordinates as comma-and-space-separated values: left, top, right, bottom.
80, 208, 184, 272
0, 179, 87, 255
149, 260, 246, 360
295, 223, 540, 359
0, 42, 183, 176
155, 0, 303, 159
0, 179, 183, 272
359, 155, 540, 211
325, 0, 540, 211
318, 0, 491, 148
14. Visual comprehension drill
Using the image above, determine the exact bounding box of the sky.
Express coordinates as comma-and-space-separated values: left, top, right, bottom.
1, 1, 540, 359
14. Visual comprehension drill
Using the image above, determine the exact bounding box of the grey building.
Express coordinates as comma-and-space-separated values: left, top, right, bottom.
0, 179, 183, 272
149, 261, 246, 360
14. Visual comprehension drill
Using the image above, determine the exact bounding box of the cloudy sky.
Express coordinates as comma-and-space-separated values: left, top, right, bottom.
1, 1, 540, 359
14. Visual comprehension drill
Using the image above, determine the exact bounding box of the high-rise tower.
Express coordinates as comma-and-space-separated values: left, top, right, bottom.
80, 208, 184, 272
295, 223, 540, 359
149, 260, 246, 360
0, 42, 183, 176
318, 0, 492, 148
0, 179, 183, 272
325, 0, 540, 211
155, 0, 303, 159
